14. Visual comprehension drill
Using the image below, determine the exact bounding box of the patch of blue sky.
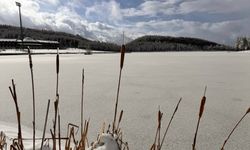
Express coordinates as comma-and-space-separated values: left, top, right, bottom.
176, 12, 250, 23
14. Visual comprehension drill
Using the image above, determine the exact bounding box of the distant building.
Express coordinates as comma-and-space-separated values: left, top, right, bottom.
0, 37, 59, 49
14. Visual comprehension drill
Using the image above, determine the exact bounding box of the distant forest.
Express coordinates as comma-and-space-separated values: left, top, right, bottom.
0, 25, 235, 51
126, 35, 235, 52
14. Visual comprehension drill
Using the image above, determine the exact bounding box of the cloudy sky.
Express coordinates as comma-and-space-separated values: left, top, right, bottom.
0, 0, 249, 45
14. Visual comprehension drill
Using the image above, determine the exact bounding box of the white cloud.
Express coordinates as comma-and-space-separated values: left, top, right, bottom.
0, 0, 125, 43
0, 0, 249, 45
179, 0, 250, 14
122, 0, 250, 21
45, 0, 60, 6
122, 0, 178, 17
0, 0, 41, 26
130, 18, 250, 45
86, 1, 123, 22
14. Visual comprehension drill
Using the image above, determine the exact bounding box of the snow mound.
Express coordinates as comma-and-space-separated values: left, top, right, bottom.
87, 133, 119, 150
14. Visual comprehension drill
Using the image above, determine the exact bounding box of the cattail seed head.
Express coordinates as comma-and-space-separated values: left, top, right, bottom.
119, 110, 123, 123
27, 47, 33, 69
199, 96, 206, 118
158, 110, 163, 128
246, 107, 250, 114
56, 48, 59, 74
82, 68, 84, 79
158, 110, 161, 123
120, 45, 125, 69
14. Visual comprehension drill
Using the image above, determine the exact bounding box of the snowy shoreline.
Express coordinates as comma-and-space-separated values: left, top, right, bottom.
0, 48, 114, 55
1, 48, 249, 56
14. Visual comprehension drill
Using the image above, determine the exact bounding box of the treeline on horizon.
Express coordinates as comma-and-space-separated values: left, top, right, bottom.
125, 35, 235, 52
0, 24, 235, 52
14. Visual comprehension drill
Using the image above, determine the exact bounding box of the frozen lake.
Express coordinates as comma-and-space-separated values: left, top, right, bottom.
0, 51, 250, 149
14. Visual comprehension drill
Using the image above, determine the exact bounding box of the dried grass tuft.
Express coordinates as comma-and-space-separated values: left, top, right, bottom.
0, 131, 6, 150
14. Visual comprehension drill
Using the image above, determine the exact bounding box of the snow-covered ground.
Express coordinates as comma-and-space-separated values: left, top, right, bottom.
0, 52, 250, 149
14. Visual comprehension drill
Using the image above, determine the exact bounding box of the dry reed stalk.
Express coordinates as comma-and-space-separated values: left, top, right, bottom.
192, 86, 207, 150
65, 127, 73, 150
221, 107, 250, 150
27, 47, 36, 150
66, 127, 79, 149
113, 43, 126, 134
84, 121, 90, 149
150, 143, 156, 150
58, 114, 61, 150
9, 79, 24, 150
67, 123, 79, 136
56, 48, 59, 95
159, 97, 182, 149
151, 109, 163, 150
40, 99, 51, 150
0, 131, 6, 150
52, 95, 59, 150
102, 122, 106, 134
78, 119, 90, 150
116, 110, 123, 133
157, 110, 163, 150
81, 68, 85, 135
65, 123, 79, 149
117, 137, 129, 150
124, 143, 129, 150
85, 120, 90, 148
117, 132, 123, 149
11, 141, 22, 150
52, 49, 60, 150
50, 129, 55, 150
17, 137, 68, 141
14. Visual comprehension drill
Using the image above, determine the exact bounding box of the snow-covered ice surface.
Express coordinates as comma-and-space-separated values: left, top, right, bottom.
0, 51, 250, 149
